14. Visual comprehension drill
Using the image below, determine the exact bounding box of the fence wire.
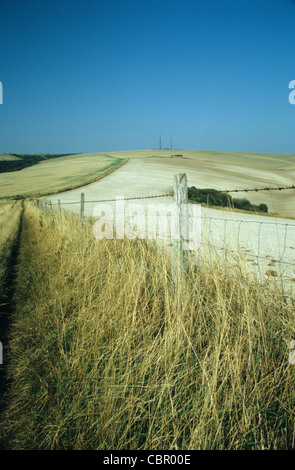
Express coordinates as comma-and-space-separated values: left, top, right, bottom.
197, 214, 295, 300
213, 185, 295, 194
49, 194, 171, 205
37, 183, 295, 299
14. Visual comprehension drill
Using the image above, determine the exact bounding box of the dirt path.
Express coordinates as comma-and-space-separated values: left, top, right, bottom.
0, 201, 24, 449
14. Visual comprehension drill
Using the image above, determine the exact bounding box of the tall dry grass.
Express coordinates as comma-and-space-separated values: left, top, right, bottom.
0, 198, 23, 439
0, 200, 23, 286
2, 201, 295, 449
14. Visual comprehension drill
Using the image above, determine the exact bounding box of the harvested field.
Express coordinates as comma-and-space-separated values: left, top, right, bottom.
45, 153, 295, 296
0, 153, 124, 198
45, 153, 295, 219
105, 150, 295, 217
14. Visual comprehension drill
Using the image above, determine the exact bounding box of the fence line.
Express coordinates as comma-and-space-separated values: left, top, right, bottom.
197, 215, 295, 298
35, 178, 295, 297
213, 185, 295, 193
40, 184, 295, 208
48, 193, 171, 206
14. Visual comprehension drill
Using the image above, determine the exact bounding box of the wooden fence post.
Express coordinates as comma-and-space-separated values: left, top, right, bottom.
172, 173, 189, 282
80, 193, 85, 223
58, 199, 61, 213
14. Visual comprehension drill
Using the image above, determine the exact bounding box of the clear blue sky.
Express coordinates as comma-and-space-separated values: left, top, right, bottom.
0, 0, 295, 154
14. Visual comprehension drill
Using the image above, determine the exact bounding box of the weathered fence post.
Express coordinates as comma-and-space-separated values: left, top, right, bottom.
58, 199, 61, 213
172, 173, 189, 283
80, 193, 85, 223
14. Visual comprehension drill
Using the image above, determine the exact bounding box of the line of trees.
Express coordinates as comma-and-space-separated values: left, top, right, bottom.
188, 186, 268, 213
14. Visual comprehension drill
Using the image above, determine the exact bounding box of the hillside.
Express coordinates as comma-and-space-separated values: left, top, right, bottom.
45, 149, 295, 217
0, 153, 125, 198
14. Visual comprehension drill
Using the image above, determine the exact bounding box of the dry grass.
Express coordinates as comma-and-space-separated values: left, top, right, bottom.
0, 153, 125, 198
0, 200, 23, 286
2, 201, 295, 450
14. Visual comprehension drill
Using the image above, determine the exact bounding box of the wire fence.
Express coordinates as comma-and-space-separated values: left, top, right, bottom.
42, 183, 295, 205
48, 194, 172, 205
198, 214, 295, 299
36, 181, 295, 299
213, 185, 295, 193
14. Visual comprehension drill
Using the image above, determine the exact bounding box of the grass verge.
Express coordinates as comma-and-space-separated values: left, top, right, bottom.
0, 200, 23, 287
0, 199, 24, 448
1, 201, 295, 449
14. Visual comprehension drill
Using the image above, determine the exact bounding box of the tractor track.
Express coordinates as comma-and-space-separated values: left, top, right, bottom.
0, 200, 24, 449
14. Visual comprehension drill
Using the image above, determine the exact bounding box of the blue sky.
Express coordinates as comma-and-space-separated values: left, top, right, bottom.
0, 0, 295, 154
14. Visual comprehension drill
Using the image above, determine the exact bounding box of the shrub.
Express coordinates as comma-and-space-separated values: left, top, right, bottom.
188, 187, 268, 213
188, 187, 232, 207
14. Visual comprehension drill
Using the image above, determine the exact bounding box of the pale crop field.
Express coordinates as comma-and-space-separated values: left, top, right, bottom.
104, 149, 295, 217
46, 151, 295, 217
44, 151, 295, 297
0, 153, 124, 198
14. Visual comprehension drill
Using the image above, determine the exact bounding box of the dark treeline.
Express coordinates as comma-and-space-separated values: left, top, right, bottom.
188, 186, 268, 213
0, 154, 77, 173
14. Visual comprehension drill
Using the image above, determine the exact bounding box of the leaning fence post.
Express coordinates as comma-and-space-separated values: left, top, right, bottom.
172, 173, 189, 283
80, 193, 85, 223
